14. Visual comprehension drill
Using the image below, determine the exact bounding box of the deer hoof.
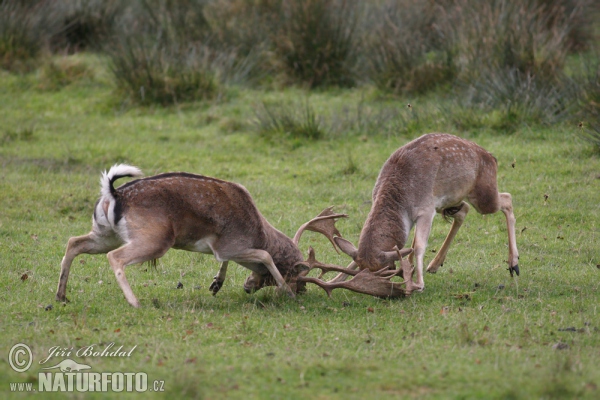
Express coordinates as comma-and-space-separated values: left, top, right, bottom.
209, 279, 223, 295
508, 265, 520, 277
55, 294, 69, 303
426, 262, 443, 274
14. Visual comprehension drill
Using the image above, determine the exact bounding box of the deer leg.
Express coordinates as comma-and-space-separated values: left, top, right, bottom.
230, 249, 295, 297
209, 261, 229, 295
327, 260, 359, 283
57, 233, 120, 302
427, 202, 470, 273
411, 210, 436, 292
107, 238, 174, 308
499, 193, 520, 276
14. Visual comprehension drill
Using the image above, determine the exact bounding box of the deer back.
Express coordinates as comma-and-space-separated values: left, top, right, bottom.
107, 173, 304, 275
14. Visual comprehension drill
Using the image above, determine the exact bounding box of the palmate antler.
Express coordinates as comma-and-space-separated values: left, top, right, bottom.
293, 207, 348, 252
296, 247, 416, 298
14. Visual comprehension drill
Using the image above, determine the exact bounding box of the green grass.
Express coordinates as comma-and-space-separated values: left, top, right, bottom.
0, 59, 599, 399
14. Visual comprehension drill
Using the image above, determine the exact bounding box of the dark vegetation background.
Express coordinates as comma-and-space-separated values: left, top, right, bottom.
1, 0, 598, 141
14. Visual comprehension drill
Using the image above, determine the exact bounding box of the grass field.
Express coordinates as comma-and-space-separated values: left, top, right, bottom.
1, 56, 599, 399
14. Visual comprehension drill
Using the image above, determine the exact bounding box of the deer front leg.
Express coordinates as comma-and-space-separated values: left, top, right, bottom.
427, 202, 470, 273
410, 210, 436, 292
209, 261, 229, 295
57, 233, 119, 302
499, 193, 519, 276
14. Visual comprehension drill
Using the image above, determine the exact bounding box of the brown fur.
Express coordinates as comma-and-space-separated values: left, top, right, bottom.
334, 133, 520, 293
56, 170, 345, 307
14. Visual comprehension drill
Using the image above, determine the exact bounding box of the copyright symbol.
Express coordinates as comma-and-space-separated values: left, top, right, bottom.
9, 343, 33, 372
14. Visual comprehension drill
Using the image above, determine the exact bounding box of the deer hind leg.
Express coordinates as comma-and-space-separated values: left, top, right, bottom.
499, 192, 519, 276
107, 237, 174, 308
57, 233, 120, 302
410, 209, 436, 292
468, 183, 519, 277
209, 261, 229, 295
427, 202, 470, 273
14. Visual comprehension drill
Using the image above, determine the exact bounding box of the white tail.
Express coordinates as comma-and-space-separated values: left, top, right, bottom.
57, 166, 347, 307
332, 133, 519, 294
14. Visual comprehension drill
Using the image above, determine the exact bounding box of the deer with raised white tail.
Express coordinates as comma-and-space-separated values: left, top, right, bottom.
56, 164, 348, 307
326, 133, 519, 294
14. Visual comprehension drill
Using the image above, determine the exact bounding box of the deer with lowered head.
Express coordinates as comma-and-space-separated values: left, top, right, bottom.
56, 164, 350, 307
306, 133, 519, 296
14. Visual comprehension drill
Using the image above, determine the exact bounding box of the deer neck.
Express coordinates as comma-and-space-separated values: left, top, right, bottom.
261, 218, 304, 275
357, 187, 411, 268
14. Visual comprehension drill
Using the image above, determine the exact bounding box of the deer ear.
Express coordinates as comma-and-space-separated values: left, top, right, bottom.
334, 237, 358, 260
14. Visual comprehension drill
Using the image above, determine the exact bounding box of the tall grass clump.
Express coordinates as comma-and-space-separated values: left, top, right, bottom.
364, 0, 456, 95
455, 69, 573, 131
108, 37, 218, 105
452, 0, 597, 81
48, 0, 125, 53
104, 0, 219, 105
272, 0, 360, 88
446, 0, 597, 131
254, 100, 325, 140
0, 1, 57, 72
572, 54, 600, 147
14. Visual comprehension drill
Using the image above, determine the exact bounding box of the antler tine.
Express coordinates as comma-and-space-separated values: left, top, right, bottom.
297, 246, 415, 298
292, 207, 348, 252
303, 247, 359, 279
297, 268, 407, 298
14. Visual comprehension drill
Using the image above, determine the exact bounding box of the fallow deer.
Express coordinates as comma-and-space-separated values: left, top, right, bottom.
329, 133, 519, 294
56, 164, 348, 307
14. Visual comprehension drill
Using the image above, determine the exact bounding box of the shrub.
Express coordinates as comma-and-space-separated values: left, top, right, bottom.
204, 0, 279, 85
104, 0, 220, 105
107, 38, 218, 105
455, 68, 573, 132
451, 0, 578, 81
272, 0, 360, 88
364, 0, 456, 95
0, 1, 55, 72
572, 54, 600, 146
49, 0, 125, 53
